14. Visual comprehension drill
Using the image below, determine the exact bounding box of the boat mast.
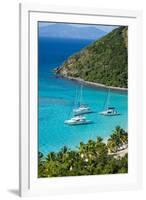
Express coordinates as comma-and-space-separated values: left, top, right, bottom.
79, 84, 83, 106
106, 88, 110, 109
74, 86, 78, 108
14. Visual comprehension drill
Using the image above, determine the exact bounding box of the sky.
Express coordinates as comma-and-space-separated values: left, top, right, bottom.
39, 22, 118, 33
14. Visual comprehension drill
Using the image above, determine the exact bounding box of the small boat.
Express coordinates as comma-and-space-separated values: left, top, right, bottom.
73, 104, 92, 115
99, 107, 120, 116
64, 115, 92, 125
99, 88, 120, 116
73, 85, 92, 116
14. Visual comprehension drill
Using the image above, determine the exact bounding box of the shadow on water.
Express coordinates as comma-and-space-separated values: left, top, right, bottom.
65, 122, 95, 126
74, 111, 98, 116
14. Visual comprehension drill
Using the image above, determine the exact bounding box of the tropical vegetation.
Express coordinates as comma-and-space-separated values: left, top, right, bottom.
38, 126, 128, 177
56, 26, 128, 88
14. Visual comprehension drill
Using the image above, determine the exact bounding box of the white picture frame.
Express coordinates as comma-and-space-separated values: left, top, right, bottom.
19, 3, 143, 197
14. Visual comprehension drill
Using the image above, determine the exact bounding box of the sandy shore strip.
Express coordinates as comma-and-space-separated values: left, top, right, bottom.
60, 75, 128, 92
108, 147, 128, 158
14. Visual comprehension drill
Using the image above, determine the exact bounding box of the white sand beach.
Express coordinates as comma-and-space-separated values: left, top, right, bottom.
61, 75, 128, 92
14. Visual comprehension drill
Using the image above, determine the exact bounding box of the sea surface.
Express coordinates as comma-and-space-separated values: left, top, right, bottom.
38, 37, 128, 155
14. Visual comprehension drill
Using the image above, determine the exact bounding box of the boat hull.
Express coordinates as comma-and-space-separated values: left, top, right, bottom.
74, 110, 92, 116
64, 120, 92, 125
99, 111, 120, 116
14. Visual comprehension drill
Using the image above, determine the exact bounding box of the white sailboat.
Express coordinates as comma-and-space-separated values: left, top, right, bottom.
64, 85, 92, 125
73, 85, 92, 116
99, 88, 120, 116
64, 115, 92, 125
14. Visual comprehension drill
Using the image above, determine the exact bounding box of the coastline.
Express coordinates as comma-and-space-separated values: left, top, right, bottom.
108, 147, 128, 158
59, 74, 128, 92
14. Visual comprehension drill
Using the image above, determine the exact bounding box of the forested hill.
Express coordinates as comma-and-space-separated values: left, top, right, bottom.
56, 26, 128, 88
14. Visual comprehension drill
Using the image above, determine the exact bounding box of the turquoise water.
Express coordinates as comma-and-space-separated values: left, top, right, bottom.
38, 37, 128, 155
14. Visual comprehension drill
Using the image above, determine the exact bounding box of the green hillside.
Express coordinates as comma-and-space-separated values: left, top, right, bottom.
56, 26, 128, 88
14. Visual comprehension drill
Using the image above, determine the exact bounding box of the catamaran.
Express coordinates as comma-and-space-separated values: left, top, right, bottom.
73, 85, 92, 115
99, 88, 120, 116
64, 84, 93, 125
99, 106, 119, 116
73, 104, 91, 115
64, 115, 92, 125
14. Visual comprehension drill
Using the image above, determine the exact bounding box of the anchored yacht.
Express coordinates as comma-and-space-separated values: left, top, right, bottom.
64, 115, 92, 125
99, 106, 120, 116
73, 84, 92, 115
73, 104, 91, 115
99, 88, 120, 116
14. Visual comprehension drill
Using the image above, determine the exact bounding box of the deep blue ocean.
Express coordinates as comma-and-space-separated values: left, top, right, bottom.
38, 37, 128, 155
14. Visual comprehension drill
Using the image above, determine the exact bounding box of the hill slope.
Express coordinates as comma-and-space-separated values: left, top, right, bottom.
56, 26, 128, 88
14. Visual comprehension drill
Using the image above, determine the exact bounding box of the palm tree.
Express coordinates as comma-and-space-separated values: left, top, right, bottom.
38, 152, 43, 163
113, 126, 128, 146
86, 140, 96, 161
60, 146, 69, 162
38, 127, 128, 177
67, 150, 79, 171
47, 151, 56, 162
60, 146, 68, 154
79, 142, 86, 158
107, 137, 117, 153
96, 136, 103, 143
38, 152, 48, 177
107, 127, 128, 153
